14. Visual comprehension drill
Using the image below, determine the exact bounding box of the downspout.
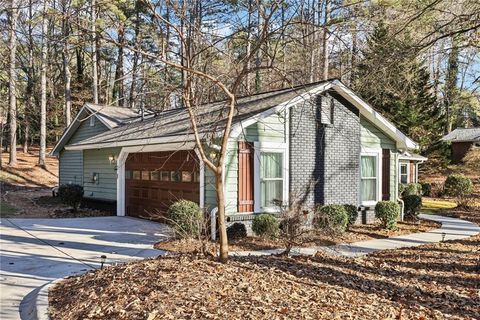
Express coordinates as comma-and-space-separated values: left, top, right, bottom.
395, 152, 404, 221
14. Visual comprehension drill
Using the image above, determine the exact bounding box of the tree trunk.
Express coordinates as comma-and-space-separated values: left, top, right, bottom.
113, 22, 125, 107
246, 0, 252, 92
8, 0, 18, 166
444, 36, 459, 133
39, 0, 48, 167
63, 0, 72, 125
129, 4, 141, 109
214, 172, 228, 261
255, 0, 263, 93
91, 0, 99, 104
322, 0, 330, 80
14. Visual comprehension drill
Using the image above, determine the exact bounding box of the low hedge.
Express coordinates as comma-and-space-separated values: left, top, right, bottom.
252, 214, 279, 239
167, 200, 203, 238
58, 184, 84, 212
314, 204, 348, 234
403, 195, 422, 219
375, 201, 400, 230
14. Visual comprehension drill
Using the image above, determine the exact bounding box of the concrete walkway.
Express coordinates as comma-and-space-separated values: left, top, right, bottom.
232, 214, 480, 257
0, 217, 169, 320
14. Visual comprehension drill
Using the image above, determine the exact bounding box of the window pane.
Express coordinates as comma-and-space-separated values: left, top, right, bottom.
132, 171, 141, 180
171, 171, 180, 182
400, 175, 408, 184
261, 180, 283, 208
193, 172, 200, 183
261, 153, 283, 178
141, 171, 150, 180
161, 171, 170, 181
150, 171, 159, 181
125, 170, 132, 180
361, 156, 376, 178
182, 171, 192, 182
361, 179, 376, 202
400, 164, 407, 174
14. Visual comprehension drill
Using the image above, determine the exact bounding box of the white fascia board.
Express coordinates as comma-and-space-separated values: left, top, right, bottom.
332, 81, 419, 150
230, 82, 333, 138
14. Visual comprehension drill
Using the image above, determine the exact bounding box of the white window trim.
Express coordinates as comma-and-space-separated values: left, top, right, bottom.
399, 162, 410, 184
360, 148, 382, 206
253, 141, 289, 213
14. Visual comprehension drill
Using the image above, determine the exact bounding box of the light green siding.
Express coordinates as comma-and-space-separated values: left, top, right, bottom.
82, 147, 120, 201
223, 111, 287, 214
360, 117, 396, 150
59, 113, 109, 186
204, 167, 217, 211
361, 116, 399, 202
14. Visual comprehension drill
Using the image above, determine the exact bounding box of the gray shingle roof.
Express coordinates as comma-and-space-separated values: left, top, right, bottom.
86, 103, 155, 128
68, 81, 328, 149
441, 127, 480, 142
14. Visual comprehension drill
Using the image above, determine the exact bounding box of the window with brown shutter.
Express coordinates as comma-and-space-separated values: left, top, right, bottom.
238, 141, 254, 213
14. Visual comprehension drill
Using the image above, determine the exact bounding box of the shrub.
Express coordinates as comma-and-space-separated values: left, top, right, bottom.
375, 201, 400, 230
58, 184, 84, 212
403, 183, 422, 196
227, 222, 247, 240
443, 174, 473, 205
403, 195, 422, 219
398, 183, 406, 196
343, 204, 358, 227
430, 182, 444, 198
252, 214, 280, 239
314, 204, 348, 234
167, 200, 203, 238
421, 182, 431, 197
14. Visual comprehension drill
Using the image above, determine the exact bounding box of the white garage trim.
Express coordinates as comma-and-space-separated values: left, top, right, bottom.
116, 142, 197, 216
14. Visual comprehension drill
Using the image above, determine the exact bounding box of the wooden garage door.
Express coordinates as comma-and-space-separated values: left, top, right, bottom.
125, 150, 200, 219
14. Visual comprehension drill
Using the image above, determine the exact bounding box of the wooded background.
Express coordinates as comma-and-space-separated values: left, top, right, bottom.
1, 0, 479, 167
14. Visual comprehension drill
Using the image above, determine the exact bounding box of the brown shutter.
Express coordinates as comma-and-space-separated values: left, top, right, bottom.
382, 149, 391, 201
410, 162, 415, 183
238, 141, 254, 213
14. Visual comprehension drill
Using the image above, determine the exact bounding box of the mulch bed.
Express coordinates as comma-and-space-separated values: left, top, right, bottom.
50, 227, 480, 319
154, 219, 441, 254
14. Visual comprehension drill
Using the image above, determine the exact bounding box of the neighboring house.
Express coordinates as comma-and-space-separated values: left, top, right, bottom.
51, 80, 422, 224
441, 127, 480, 163
398, 151, 427, 184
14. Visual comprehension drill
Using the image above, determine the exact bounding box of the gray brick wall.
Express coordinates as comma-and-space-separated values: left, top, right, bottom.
289, 91, 361, 208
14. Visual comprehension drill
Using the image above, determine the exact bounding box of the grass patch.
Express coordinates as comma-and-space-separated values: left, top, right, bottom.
0, 201, 20, 216
421, 198, 457, 214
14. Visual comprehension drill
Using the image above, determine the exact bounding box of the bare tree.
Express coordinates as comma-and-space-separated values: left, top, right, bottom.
39, 0, 48, 167
8, 0, 19, 166
62, 0, 72, 125
91, 0, 98, 104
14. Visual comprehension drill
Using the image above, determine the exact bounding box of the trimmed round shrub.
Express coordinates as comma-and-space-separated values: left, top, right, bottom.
443, 174, 473, 200
167, 200, 203, 238
403, 195, 422, 219
252, 214, 280, 239
314, 204, 348, 234
403, 183, 422, 196
343, 204, 358, 227
421, 182, 431, 197
375, 201, 400, 230
227, 222, 247, 240
58, 184, 84, 212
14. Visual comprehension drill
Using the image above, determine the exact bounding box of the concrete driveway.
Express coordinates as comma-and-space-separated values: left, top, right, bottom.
0, 217, 170, 320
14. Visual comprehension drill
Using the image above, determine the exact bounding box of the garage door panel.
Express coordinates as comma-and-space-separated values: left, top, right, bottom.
125, 150, 200, 220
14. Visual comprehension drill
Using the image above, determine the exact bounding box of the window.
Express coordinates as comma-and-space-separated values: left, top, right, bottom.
360, 155, 377, 203
150, 171, 159, 181
89, 116, 95, 127
141, 171, 150, 180
160, 171, 170, 181
132, 170, 141, 180
125, 170, 132, 180
260, 152, 284, 208
399, 163, 408, 184
181, 171, 192, 182
193, 172, 201, 183
171, 171, 181, 182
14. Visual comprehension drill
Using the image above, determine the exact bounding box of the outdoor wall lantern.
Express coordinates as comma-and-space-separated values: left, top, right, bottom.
108, 155, 116, 165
